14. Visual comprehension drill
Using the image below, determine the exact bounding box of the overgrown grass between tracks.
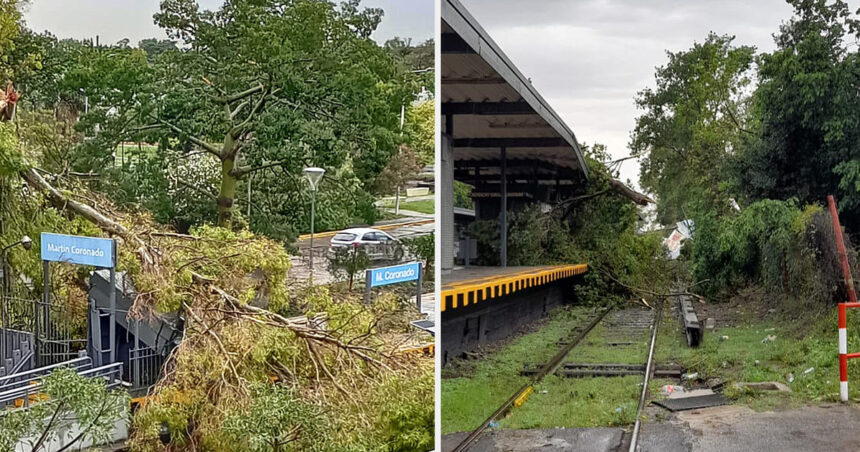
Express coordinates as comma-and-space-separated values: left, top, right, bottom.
442, 305, 658, 433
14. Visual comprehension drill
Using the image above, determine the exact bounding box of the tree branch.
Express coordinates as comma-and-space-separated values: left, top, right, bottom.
19, 168, 154, 265
609, 179, 655, 206
214, 84, 264, 104
230, 161, 285, 178
150, 117, 222, 158
228, 87, 274, 138
31, 401, 66, 451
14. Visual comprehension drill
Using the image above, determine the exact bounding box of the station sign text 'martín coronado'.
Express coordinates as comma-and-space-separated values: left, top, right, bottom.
41, 232, 116, 268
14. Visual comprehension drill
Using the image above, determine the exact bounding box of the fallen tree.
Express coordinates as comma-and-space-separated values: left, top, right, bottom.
10, 165, 433, 450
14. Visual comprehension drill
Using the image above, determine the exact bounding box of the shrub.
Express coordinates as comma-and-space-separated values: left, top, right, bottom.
326, 245, 370, 290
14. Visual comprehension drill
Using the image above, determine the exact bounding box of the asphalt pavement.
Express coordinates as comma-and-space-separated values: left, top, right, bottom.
442, 403, 860, 452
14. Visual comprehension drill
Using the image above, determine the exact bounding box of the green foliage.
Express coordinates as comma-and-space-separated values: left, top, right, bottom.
454, 181, 474, 209
384, 37, 434, 93
633, 33, 755, 224
401, 233, 434, 275
326, 245, 370, 288
729, 0, 860, 227
0, 367, 130, 451
404, 100, 434, 165
0, 0, 24, 79
131, 224, 292, 313
371, 372, 434, 452
691, 200, 803, 294
0, 122, 22, 176
222, 383, 332, 451
688, 199, 848, 306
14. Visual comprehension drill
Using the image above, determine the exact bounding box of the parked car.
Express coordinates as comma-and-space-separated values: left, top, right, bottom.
329, 227, 404, 261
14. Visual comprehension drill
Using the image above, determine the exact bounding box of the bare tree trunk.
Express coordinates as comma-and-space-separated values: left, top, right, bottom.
395, 186, 401, 214
217, 157, 237, 228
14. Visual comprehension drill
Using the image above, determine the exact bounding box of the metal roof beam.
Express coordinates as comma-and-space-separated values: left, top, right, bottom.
442, 76, 507, 85
452, 137, 569, 148
442, 101, 534, 116
441, 32, 476, 54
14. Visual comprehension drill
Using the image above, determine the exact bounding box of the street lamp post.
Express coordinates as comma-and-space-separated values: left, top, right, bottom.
303, 167, 325, 284
1, 236, 32, 361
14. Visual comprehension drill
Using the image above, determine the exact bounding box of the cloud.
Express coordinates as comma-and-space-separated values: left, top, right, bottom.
24, 0, 432, 46
459, 0, 814, 186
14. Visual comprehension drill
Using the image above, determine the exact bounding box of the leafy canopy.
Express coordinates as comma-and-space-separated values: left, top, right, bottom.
633, 33, 755, 224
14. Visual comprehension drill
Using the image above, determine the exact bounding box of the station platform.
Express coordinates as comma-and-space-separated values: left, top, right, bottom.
441, 264, 587, 312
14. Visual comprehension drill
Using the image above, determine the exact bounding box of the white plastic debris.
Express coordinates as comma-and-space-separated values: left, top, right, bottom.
803, 367, 814, 375
761, 335, 777, 343
788, 373, 795, 383
683, 372, 699, 380
661, 385, 685, 396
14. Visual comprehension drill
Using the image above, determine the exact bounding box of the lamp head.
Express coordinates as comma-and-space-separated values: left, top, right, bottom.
303, 167, 325, 191
20, 236, 32, 251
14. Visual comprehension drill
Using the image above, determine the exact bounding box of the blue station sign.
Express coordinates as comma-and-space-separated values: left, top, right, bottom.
368, 262, 421, 288
41, 233, 116, 268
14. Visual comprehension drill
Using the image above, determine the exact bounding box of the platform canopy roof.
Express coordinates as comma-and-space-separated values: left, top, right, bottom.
442, 0, 589, 189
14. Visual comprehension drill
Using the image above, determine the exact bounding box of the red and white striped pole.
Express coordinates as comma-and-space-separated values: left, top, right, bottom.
828, 195, 858, 402
840, 302, 849, 401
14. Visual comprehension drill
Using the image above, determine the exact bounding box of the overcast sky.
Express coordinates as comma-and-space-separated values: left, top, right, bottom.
460, 0, 857, 188
23, 0, 433, 46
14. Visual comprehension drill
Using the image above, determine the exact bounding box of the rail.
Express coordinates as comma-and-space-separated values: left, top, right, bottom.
451, 308, 609, 452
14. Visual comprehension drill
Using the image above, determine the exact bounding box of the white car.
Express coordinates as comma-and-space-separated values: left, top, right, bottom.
329, 227, 404, 261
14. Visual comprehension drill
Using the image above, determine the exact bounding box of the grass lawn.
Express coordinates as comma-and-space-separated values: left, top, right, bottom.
381, 199, 434, 214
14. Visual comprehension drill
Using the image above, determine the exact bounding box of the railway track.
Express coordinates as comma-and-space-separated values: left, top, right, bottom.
449, 302, 665, 452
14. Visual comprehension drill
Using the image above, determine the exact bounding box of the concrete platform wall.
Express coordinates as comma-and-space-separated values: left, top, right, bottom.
441, 281, 575, 364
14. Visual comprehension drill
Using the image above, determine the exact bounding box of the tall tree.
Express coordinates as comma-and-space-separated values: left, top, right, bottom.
632, 33, 755, 224
731, 0, 860, 226
69, 0, 410, 228
0, 0, 24, 80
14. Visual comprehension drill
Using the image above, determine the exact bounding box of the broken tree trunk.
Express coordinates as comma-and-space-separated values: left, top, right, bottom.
609, 179, 654, 206
20, 168, 132, 239
19, 167, 155, 266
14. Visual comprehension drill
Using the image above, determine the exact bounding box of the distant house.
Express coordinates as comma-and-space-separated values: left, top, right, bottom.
664, 219, 694, 259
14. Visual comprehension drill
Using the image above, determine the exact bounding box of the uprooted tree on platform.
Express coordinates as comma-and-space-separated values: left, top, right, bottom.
468, 142, 669, 305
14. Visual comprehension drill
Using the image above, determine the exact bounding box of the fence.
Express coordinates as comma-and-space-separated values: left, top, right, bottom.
0, 356, 123, 410
1, 289, 88, 369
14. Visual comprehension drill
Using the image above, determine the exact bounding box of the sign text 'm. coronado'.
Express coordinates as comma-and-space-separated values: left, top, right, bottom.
368, 262, 420, 288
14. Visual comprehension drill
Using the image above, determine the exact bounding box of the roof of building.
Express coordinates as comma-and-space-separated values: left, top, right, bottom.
442, 0, 589, 183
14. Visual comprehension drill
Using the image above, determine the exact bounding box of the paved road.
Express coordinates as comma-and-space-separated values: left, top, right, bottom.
442, 403, 860, 452
295, 215, 434, 249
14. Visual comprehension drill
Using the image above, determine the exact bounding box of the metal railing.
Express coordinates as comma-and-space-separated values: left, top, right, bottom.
0, 356, 123, 410
128, 344, 166, 389
1, 294, 88, 368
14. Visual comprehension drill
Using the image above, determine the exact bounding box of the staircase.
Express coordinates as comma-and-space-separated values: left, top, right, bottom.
88, 270, 182, 390
0, 328, 34, 380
